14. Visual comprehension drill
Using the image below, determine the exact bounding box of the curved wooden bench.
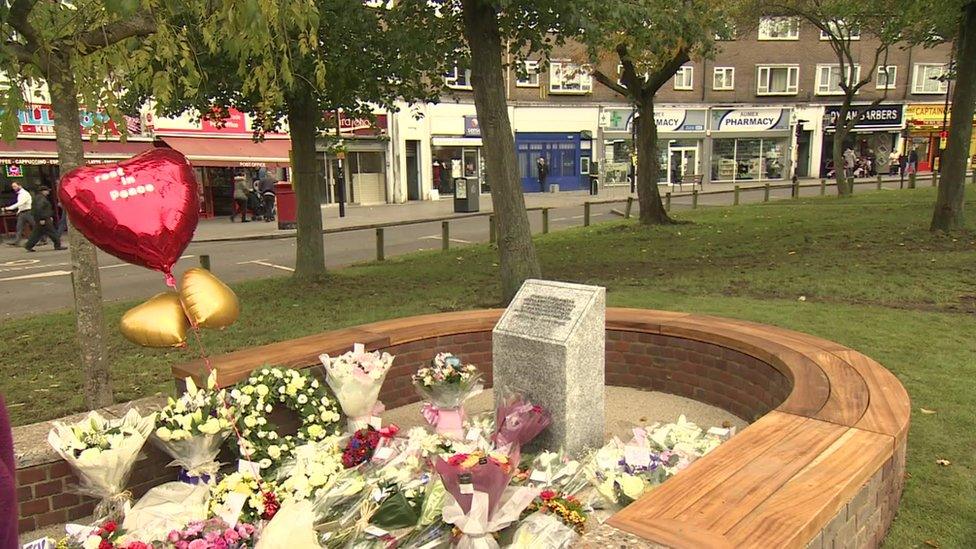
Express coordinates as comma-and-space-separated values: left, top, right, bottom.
171, 308, 910, 548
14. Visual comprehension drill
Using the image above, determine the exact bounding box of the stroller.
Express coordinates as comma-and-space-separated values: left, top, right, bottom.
247, 188, 276, 222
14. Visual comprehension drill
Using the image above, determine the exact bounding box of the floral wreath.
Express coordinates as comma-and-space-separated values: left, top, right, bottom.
230, 367, 342, 469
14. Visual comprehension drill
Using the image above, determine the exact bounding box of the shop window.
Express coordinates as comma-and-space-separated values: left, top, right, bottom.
516, 60, 540, 87
549, 61, 592, 94
757, 65, 799, 95
673, 66, 694, 91
713, 67, 735, 91
445, 67, 472, 90
877, 66, 897, 89
912, 64, 948, 94
758, 17, 799, 40
820, 21, 860, 40
816, 64, 860, 95
710, 138, 787, 182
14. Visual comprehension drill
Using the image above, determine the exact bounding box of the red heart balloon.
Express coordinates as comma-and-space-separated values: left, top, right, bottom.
58, 148, 199, 285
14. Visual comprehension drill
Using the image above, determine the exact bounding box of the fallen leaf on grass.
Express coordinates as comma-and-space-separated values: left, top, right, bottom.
935, 459, 951, 466
798, 296, 807, 302
924, 540, 940, 547
920, 408, 937, 415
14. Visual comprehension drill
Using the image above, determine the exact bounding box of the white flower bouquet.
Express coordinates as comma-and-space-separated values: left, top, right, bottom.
320, 343, 395, 433
276, 438, 346, 501
47, 409, 156, 520
207, 470, 280, 524
411, 353, 483, 439
153, 371, 234, 482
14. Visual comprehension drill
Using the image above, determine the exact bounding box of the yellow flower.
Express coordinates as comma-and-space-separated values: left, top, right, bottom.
619, 474, 646, 500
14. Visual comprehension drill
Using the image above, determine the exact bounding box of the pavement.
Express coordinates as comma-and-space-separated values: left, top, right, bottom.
0, 174, 934, 319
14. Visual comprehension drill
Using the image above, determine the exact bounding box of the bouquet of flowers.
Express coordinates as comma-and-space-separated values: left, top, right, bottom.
520, 451, 585, 494
412, 353, 483, 439
342, 426, 383, 468
645, 415, 723, 473
208, 471, 281, 524
492, 393, 551, 450
165, 518, 256, 549
57, 520, 151, 549
321, 344, 395, 432
153, 371, 234, 482
434, 449, 539, 549
277, 438, 345, 500
510, 489, 588, 548
47, 409, 156, 521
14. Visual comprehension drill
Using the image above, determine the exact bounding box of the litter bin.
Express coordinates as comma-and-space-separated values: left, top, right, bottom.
275, 181, 297, 230
453, 177, 480, 213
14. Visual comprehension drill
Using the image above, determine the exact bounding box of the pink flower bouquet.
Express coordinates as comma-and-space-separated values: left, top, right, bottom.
166, 518, 256, 549
320, 343, 394, 432
492, 394, 552, 450
412, 353, 483, 439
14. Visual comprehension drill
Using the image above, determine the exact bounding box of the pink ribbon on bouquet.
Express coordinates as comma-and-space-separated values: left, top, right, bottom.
421, 403, 466, 439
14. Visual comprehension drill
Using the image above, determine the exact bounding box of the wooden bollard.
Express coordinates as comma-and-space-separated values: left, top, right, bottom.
665, 192, 671, 211
820, 179, 826, 196
876, 175, 883, 190
199, 254, 211, 271
625, 197, 634, 219
375, 228, 385, 261
542, 208, 550, 234
584, 202, 591, 226
733, 185, 740, 205
442, 221, 450, 251
909, 173, 917, 189
763, 183, 770, 202
692, 190, 699, 209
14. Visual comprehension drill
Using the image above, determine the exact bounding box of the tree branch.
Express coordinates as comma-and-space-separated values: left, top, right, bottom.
645, 47, 690, 96
2, 40, 35, 64
75, 11, 156, 52
7, 0, 40, 50
591, 68, 630, 98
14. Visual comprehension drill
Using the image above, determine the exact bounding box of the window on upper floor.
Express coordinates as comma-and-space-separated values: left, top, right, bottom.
713, 67, 735, 91
757, 65, 799, 95
549, 61, 592, 94
820, 20, 861, 40
816, 64, 861, 95
673, 66, 694, 90
877, 65, 897, 90
516, 60, 540, 87
912, 63, 948, 94
758, 17, 800, 40
445, 67, 472, 90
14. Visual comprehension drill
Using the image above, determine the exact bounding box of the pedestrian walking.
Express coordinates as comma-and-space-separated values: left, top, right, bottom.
536, 156, 549, 192
231, 173, 250, 222
24, 186, 64, 252
907, 147, 919, 174
843, 147, 856, 178
3, 182, 33, 246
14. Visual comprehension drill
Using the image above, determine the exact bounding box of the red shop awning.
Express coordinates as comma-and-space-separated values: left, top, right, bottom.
159, 136, 291, 168
0, 138, 156, 165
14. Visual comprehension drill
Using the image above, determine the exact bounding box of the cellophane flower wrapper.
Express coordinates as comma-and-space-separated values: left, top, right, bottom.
524, 451, 586, 495
321, 344, 394, 432
492, 393, 552, 450
121, 481, 209, 543
508, 511, 579, 549
256, 499, 321, 549
47, 409, 156, 521
412, 353, 484, 439
152, 371, 234, 481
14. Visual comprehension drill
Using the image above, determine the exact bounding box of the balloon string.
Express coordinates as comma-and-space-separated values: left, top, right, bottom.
165, 272, 176, 288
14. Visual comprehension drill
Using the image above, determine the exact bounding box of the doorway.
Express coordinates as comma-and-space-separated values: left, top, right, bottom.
669, 147, 698, 182
406, 140, 421, 200
796, 130, 811, 178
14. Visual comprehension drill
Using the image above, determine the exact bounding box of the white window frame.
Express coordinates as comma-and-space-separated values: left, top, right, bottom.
516, 60, 540, 87
820, 21, 861, 40
673, 66, 694, 91
756, 64, 799, 95
815, 64, 861, 95
758, 17, 800, 40
713, 67, 735, 91
912, 63, 948, 94
876, 65, 897, 90
445, 67, 472, 90
549, 61, 592, 94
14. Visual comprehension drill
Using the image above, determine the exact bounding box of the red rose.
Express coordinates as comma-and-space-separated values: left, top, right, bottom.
98, 540, 114, 549
540, 489, 556, 501
102, 521, 118, 533
447, 454, 467, 466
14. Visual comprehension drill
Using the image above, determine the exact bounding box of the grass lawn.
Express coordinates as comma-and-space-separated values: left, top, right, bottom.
3, 186, 974, 547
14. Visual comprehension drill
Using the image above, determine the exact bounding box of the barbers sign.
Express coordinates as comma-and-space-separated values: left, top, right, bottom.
824, 104, 904, 131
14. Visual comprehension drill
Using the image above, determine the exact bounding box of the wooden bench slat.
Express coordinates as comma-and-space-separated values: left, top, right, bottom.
671, 418, 847, 530
805, 351, 870, 426
723, 428, 892, 548
609, 411, 808, 521
356, 309, 503, 346
832, 350, 911, 443
607, 308, 691, 334
604, 517, 733, 549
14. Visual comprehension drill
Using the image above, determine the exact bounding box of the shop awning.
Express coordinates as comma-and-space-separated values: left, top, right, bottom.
432, 137, 483, 147
0, 138, 155, 164
160, 136, 291, 168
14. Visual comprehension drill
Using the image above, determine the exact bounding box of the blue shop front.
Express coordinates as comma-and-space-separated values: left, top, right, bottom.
515, 131, 592, 192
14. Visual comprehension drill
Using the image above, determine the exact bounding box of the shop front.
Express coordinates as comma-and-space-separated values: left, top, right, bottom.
431, 115, 486, 196
820, 104, 904, 177
709, 108, 792, 183
906, 104, 976, 172
515, 131, 592, 192
318, 113, 390, 206
599, 107, 707, 187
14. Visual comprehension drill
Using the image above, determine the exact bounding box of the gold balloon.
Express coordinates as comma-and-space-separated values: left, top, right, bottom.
120, 292, 189, 348
180, 267, 240, 329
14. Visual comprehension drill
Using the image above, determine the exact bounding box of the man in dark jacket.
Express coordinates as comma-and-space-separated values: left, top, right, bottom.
536, 156, 549, 192
25, 186, 64, 252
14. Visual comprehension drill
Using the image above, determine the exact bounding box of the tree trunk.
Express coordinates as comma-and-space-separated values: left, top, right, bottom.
635, 100, 672, 224
931, 1, 975, 231
286, 91, 326, 278
833, 103, 852, 196
48, 63, 113, 409
460, 0, 541, 302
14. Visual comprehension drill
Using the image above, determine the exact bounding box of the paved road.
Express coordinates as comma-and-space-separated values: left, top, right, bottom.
0, 179, 912, 319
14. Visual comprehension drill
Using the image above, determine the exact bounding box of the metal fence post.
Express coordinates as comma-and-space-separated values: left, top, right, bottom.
542, 209, 549, 234
375, 228, 385, 261
584, 202, 591, 226
733, 185, 740, 205
441, 221, 450, 251
820, 179, 826, 196
665, 192, 671, 211
489, 215, 496, 243
199, 254, 211, 271
909, 172, 917, 189
691, 190, 699, 209
625, 197, 633, 219
763, 183, 770, 202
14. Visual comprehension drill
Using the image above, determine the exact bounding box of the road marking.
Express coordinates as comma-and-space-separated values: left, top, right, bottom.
419, 235, 471, 244
0, 270, 72, 281
0, 259, 39, 267
552, 217, 568, 221
238, 259, 295, 272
